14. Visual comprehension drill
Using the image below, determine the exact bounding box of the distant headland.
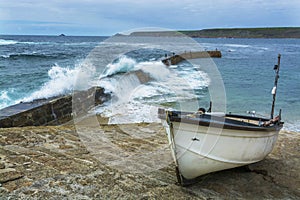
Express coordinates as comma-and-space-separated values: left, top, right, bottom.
120, 27, 300, 38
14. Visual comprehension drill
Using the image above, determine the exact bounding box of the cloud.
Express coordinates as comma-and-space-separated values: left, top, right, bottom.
0, 0, 299, 35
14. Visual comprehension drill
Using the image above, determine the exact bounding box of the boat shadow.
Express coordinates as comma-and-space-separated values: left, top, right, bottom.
182, 158, 279, 187
178, 156, 300, 198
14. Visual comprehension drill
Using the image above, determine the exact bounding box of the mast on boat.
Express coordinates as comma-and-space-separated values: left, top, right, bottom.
270, 54, 281, 119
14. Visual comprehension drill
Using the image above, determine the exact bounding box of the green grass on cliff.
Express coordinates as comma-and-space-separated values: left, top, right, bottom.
129, 27, 300, 38
180, 27, 300, 38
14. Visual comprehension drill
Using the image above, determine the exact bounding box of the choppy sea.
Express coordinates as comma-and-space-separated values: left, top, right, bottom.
0, 35, 299, 131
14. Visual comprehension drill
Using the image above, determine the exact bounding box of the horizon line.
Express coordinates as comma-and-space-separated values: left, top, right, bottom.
1, 26, 299, 37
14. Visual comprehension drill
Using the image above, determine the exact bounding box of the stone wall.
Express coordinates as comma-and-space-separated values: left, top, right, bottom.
162, 50, 222, 66
0, 87, 110, 128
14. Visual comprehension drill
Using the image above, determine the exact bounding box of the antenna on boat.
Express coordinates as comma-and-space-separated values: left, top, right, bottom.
207, 101, 212, 113
270, 54, 281, 119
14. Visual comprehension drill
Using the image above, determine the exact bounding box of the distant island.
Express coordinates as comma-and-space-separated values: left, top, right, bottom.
123, 27, 300, 38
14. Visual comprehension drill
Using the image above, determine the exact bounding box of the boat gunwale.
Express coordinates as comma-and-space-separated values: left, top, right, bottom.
160, 110, 283, 132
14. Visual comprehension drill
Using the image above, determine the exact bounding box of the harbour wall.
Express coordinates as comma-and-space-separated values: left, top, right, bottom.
162, 50, 222, 66
0, 87, 110, 128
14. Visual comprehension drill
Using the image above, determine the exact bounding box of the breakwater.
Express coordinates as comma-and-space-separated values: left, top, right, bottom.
162, 50, 222, 66
0, 87, 110, 128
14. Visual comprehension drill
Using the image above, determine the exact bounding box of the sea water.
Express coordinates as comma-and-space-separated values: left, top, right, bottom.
0, 35, 299, 131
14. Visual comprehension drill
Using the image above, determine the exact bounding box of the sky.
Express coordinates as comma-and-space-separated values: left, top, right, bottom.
0, 0, 300, 36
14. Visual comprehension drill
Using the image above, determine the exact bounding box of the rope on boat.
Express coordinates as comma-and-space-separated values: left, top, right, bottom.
263, 115, 280, 127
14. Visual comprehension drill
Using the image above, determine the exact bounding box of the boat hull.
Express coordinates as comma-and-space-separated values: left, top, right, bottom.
164, 120, 280, 184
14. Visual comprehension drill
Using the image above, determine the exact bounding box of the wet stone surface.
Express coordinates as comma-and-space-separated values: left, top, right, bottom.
0, 124, 299, 199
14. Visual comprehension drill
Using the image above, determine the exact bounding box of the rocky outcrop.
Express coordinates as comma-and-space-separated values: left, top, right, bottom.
129, 27, 300, 38
0, 124, 299, 199
0, 87, 110, 128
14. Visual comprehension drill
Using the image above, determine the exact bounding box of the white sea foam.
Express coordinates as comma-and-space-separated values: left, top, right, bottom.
135, 61, 170, 81
224, 44, 251, 48
97, 101, 160, 124
100, 56, 137, 78
0, 39, 78, 46
0, 90, 11, 109
0, 39, 18, 45
22, 62, 96, 102
0, 91, 9, 99
0, 89, 22, 110
0, 55, 10, 58
98, 57, 208, 101
99, 56, 171, 81
282, 120, 300, 132
96, 57, 210, 124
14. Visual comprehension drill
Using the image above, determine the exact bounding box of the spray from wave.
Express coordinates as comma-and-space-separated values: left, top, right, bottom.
96, 56, 210, 124
0, 90, 13, 109
100, 56, 137, 78
22, 62, 96, 102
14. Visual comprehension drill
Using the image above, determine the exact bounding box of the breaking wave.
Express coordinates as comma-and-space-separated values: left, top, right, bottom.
22, 63, 96, 102
96, 56, 210, 124
0, 39, 18, 45
0, 90, 13, 109
100, 56, 137, 78
0, 52, 74, 59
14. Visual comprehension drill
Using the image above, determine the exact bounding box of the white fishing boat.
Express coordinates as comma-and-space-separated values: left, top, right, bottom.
158, 55, 284, 186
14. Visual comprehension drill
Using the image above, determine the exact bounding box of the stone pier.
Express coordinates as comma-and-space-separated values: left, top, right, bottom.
0, 87, 110, 128
162, 50, 222, 66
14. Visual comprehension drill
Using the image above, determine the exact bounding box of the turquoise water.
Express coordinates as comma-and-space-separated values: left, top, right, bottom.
195, 38, 300, 131
0, 35, 106, 106
0, 35, 299, 131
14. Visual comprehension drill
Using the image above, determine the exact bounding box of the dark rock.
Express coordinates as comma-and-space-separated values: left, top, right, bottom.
0, 163, 5, 169
0, 169, 24, 183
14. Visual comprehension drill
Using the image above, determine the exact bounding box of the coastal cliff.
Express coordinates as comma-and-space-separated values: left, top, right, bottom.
180, 27, 300, 38
128, 27, 300, 38
0, 124, 299, 199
